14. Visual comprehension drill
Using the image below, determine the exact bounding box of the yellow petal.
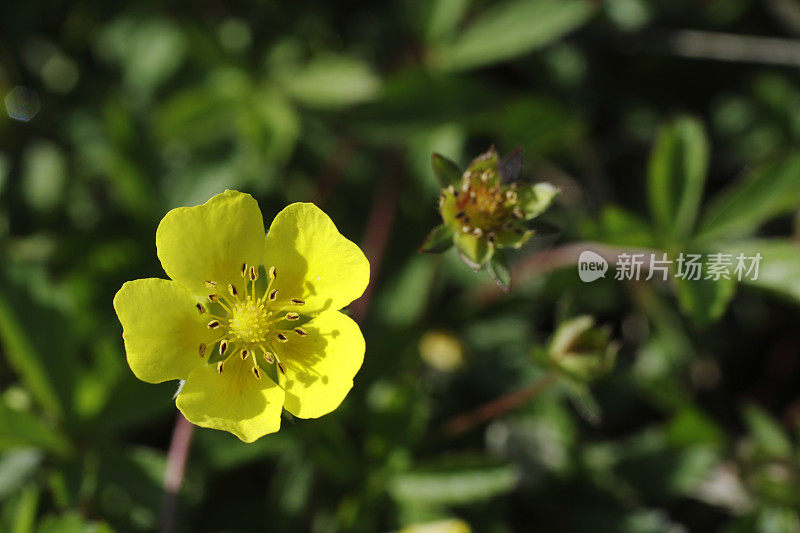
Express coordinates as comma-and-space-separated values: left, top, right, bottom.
113, 278, 216, 384
176, 357, 285, 442
263, 203, 369, 313
156, 190, 265, 298
274, 310, 365, 418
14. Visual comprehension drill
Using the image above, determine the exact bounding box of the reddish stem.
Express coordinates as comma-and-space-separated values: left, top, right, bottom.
160, 412, 195, 533
444, 373, 558, 436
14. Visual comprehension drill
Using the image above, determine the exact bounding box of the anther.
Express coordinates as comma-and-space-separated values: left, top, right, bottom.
219, 340, 229, 356
199, 343, 206, 357
506, 190, 518, 202
285, 312, 300, 321
252, 366, 261, 379
294, 328, 308, 337
290, 298, 305, 306
269, 266, 277, 280
277, 361, 286, 375
249, 266, 258, 281
447, 185, 455, 195
241, 262, 248, 277
207, 320, 220, 329
240, 349, 249, 360
217, 361, 224, 373
269, 289, 278, 301
455, 211, 466, 219
196, 303, 206, 314
276, 333, 288, 342
228, 284, 238, 297
513, 207, 524, 219
205, 280, 217, 289
208, 294, 220, 303
487, 232, 496, 243
461, 226, 471, 233
472, 228, 483, 237
264, 352, 275, 364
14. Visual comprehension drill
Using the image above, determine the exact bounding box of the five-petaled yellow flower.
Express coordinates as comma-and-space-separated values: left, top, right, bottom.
113, 190, 370, 442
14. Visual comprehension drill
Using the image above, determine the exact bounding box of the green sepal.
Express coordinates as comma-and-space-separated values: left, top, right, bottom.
465, 146, 499, 176
431, 153, 463, 188
517, 182, 559, 219
419, 224, 454, 254
454, 231, 494, 269
487, 251, 511, 292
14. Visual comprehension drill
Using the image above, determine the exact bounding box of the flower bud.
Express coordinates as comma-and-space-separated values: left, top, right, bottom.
542, 316, 618, 383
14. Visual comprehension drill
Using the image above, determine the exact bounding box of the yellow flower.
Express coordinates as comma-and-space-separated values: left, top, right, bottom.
113, 190, 369, 442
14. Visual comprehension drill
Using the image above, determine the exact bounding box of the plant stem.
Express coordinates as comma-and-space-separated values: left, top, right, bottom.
160, 412, 195, 533
444, 373, 558, 436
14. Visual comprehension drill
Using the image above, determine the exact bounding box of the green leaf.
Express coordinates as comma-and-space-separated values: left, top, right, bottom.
0, 294, 63, 420
696, 152, 800, 241
742, 403, 793, 460
594, 205, 655, 248
390, 459, 520, 505
673, 275, 736, 326
0, 450, 42, 500
436, 0, 596, 71
7, 484, 39, 533
647, 116, 709, 244
487, 251, 511, 291
0, 403, 71, 457
277, 54, 382, 108
431, 153, 462, 188
716, 240, 800, 305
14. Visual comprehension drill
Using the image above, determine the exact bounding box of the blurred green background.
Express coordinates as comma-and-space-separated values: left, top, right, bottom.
2, 0, 800, 531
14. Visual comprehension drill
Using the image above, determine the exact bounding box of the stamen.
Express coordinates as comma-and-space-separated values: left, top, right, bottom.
228, 283, 238, 298
207, 320, 220, 329
276, 333, 288, 343
252, 366, 261, 379
198, 343, 206, 357
487, 232, 496, 243
472, 228, 483, 237
513, 206, 524, 219
217, 361, 224, 373
241, 262, 248, 277
294, 327, 308, 337
196, 303, 206, 315
208, 293, 220, 303
219, 340, 229, 356
290, 298, 305, 306
240, 349, 249, 360
285, 312, 300, 321
264, 351, 275, 364
205, 281, 217, 289
269, 266, 277, 280
269, 289, 278, 301
277, 361, 286, 375
249, 266, 258, 282
506, 190, 518, 202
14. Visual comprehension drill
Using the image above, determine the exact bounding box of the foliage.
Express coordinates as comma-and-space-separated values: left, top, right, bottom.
1, 0, 800, 531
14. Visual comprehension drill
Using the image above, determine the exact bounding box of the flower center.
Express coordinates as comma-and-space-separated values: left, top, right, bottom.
229, 300, 270, 344
194, 263, 308, 380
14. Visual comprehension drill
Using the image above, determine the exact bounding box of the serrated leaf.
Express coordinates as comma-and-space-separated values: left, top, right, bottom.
647, 116, 709, 244
696, 152, 800, 242
431, 153, 462, 188
437, 0, 596, 71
